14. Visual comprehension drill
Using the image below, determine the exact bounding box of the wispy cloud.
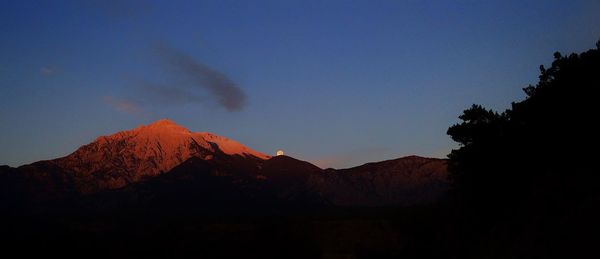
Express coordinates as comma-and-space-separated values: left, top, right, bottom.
103, 96, 141, 114
152, 44, 247, 111
106, 44, 246, 114
40, 66, 58, 76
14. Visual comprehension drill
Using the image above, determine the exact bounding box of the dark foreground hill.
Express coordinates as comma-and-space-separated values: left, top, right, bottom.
0, 120, 448, 258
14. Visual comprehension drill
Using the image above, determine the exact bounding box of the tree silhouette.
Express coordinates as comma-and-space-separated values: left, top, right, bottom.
447, 40, 600, 257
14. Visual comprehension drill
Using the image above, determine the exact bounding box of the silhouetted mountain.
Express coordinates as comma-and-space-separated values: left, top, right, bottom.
0, 120, 448, 216
0, 120, 451, 258
316, 156, 448, 206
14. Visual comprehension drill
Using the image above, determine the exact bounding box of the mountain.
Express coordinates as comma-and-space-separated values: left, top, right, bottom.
57, 119, 269, 192
0, 120, 450, 257
316, 156, 448, 206
0, 119, 448, 210
9, 119, 269, 195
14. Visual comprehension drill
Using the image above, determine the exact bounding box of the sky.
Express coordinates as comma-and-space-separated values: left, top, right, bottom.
1, 0, 599, 169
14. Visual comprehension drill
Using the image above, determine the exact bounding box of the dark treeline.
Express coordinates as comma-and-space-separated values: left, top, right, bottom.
446, 40, 600, 258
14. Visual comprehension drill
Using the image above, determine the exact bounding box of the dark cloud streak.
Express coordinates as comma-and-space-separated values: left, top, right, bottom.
154, 45, 247, 111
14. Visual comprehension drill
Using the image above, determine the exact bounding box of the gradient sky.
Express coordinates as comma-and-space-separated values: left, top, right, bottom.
1, 0, 599, 169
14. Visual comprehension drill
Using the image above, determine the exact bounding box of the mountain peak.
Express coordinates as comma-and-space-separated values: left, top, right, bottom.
142, 119, 189, 131
54, 120, 270, 193
149, 119, 178, 126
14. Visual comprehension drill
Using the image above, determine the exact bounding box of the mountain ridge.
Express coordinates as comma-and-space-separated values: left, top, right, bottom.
1, 119, 448, 207
46, 119, 269, 193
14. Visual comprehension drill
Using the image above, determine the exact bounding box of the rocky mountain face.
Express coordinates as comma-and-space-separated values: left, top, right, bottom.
19, 119, 270, 194
0, 120, 448, 210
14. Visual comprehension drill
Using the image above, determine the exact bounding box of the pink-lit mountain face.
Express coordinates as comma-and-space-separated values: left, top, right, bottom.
33, 119, 270, 193
1, 119, 447, 207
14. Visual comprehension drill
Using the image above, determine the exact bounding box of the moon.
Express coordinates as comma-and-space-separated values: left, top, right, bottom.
276, 150, 284, 156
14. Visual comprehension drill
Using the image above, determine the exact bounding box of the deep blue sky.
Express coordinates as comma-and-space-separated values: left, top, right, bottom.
1, 0, 599, 168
